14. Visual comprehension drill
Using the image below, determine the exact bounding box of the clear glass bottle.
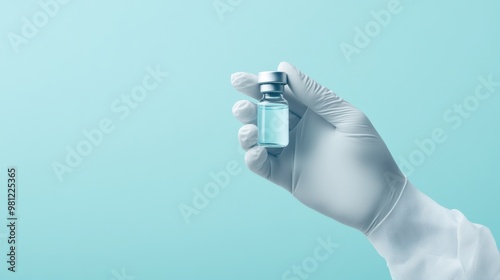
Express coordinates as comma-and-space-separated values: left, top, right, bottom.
257, 71, 289, 148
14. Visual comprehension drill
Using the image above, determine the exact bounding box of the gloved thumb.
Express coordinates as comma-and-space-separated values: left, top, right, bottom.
277, 62, 367, 132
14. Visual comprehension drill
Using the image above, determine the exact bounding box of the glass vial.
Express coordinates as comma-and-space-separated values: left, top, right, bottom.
257, 71, 289, 148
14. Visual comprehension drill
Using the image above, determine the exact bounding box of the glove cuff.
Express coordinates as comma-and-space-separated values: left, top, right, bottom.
366, 182, 500, 279
367, 182, 452, 265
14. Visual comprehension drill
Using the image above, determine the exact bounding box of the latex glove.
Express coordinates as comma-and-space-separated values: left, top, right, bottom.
231, 62, 500, 279
231, 61, 405, 234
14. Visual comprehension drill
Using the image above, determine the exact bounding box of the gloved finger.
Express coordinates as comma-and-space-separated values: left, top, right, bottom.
238, 124, 258, 150
245, 146, 293, 193
245, 146, 272, 179
230, 72, 260, 99
231, 72, 307, 118
277, 61, 368, 132
245, 146, 271, 179
232, 100, 257, 124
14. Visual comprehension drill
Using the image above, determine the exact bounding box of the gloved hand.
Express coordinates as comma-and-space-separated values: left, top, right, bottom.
231, 61, 407, 235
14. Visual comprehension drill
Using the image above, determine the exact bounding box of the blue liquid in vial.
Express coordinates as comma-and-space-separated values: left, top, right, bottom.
257, 104, 289, 148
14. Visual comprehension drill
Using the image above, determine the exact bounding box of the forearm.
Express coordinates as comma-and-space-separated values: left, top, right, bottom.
367, 182, 500, 280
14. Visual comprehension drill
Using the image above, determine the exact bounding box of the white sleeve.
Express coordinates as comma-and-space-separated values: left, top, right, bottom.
367, 182, 500, 280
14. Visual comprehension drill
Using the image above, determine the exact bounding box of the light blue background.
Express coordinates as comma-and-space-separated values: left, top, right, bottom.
1, 0, 499, 279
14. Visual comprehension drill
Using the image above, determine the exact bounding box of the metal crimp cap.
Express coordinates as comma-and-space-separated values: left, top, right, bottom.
258, 71, 287, 85
258, 71, 287, 93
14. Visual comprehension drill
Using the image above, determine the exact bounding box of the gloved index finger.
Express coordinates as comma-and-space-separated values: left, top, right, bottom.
231, 72, 261, 100
231, 72, 307, 118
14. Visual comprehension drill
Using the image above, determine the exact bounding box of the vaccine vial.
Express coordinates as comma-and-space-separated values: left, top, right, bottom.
257, 71, 289, 148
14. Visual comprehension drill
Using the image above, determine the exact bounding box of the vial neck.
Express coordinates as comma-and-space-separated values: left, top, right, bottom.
262, 92, 284, 99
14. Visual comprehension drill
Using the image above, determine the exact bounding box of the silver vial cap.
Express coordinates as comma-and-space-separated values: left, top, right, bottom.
260, 83, 284, 93
258, 71, 287, 85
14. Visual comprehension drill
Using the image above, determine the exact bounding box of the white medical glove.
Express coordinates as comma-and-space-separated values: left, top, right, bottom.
231, 62, 500, 280
231, 61, 405, 234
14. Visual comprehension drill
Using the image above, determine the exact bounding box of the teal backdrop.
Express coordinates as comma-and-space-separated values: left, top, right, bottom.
1, 0, 499, 279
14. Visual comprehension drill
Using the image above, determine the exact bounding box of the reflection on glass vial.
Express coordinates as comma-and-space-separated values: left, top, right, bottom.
257, 71, 289, 148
